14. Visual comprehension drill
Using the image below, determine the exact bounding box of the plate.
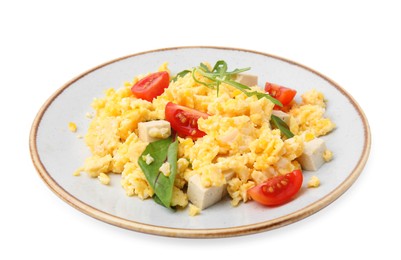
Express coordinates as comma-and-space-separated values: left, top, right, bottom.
30, 46, 371, 238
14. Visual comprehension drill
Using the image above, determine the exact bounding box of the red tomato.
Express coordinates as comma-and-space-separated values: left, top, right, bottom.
264, 82, 297, 109
165, 102, 209, 138
248, 170, 303, 206
131, 71, 170, 102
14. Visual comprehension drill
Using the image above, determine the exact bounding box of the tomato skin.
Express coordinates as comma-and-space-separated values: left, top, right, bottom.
165, 102, 209, 138
248, 170, 303, 206
131, 71, 170, 102
264, 82, 297, 109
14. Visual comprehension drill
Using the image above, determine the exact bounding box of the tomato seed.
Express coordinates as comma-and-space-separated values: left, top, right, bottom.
176, 113, 187, 123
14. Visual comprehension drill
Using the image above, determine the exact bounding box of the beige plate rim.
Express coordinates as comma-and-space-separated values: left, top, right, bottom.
29, 46, 371, 238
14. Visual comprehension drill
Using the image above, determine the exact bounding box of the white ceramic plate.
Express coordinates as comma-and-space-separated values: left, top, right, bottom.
30, 46, 371, 238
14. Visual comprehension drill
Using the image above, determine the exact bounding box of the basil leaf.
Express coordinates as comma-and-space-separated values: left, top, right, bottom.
138, 137, 178, 208
171, 70, 191, 82
153, 194, 164, 206
271, 115, 294, 138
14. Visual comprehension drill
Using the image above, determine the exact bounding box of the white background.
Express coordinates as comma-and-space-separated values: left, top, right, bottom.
1, 0, 399, 259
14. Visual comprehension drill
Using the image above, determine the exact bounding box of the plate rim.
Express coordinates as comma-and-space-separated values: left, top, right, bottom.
29, 46, 371, 238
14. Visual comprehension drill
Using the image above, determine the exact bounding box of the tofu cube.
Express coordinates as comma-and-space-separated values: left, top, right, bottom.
272, 110, 290, 125
187, 175, 224, 210
187, 171, 235, 210
138, 120, 171, 143
234, 73, 258, 87
298, 138, 327, 171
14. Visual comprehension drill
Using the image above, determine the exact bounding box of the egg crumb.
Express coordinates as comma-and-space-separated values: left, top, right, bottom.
142, 154, 154, 165
159, 162, 171, 177
85, 112, 93, 119
304, 132, 315, 142
98, 172, 111, 185
68, 122, 77, 132
323, 149, 333, 162
158, 62, 170, 74
188, 203, 201, 216
301, 88, 326, 107
307, 175, 320, 188
171, 186, 188, 207
73, 167, 83, 176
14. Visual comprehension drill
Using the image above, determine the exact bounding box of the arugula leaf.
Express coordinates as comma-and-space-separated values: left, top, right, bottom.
138, 137, 179, 208
192, 60, 282, 106
170, 70, 191, 82
199, 62, 210, 72
243, 91, 283, 106
271, 115, 294, 138
222, 79, 251, 91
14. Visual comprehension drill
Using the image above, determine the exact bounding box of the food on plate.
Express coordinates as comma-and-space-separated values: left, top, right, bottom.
76, 60, 335, 214
264, 82, 297, 110
98, 172, 111, 185
247, 170, 303, 206
188, 203, 201, 216
130, 71, 170, 102
68, 122, 77, 132
307, 175, 320, 188
297, 138, 328, 171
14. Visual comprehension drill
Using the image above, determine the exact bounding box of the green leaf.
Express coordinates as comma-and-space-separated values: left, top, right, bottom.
191, 60, 283, 107
222, 79, 251, 91
226, 67, 251, 75
171, 70, 191, 82
152, 194, 164, 206
244, 91, 283, 106
138, 137, 179, 208
192, 68, 216, 88
199, 63, 210, 72
271, 115, 294, 138
153, 194, 177, 211
211, 60, 228, 76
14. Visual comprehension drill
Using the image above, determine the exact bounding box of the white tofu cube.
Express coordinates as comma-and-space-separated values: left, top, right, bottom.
187, 175, 224, 210
187, 171, 235, 210
272, 110, 290, 125
234, 73, 258, 87
298, 138, 327, 171
138, 120, 171, 143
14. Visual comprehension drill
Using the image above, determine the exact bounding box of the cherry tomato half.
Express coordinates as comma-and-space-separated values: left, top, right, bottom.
165, 102, 209, 138
131, 71, 170, 102
264, 82, 297, 110
247, 170, 303, 206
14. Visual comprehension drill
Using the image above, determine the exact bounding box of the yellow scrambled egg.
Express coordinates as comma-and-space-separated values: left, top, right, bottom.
78, 63, 335, 209
68, 122, 77, 132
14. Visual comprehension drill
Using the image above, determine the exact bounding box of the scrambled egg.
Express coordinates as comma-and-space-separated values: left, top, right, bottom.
188, 204, 201, 216
79, 63, 335, 209
307, 175, 320, 188
68, 122, 77, 132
